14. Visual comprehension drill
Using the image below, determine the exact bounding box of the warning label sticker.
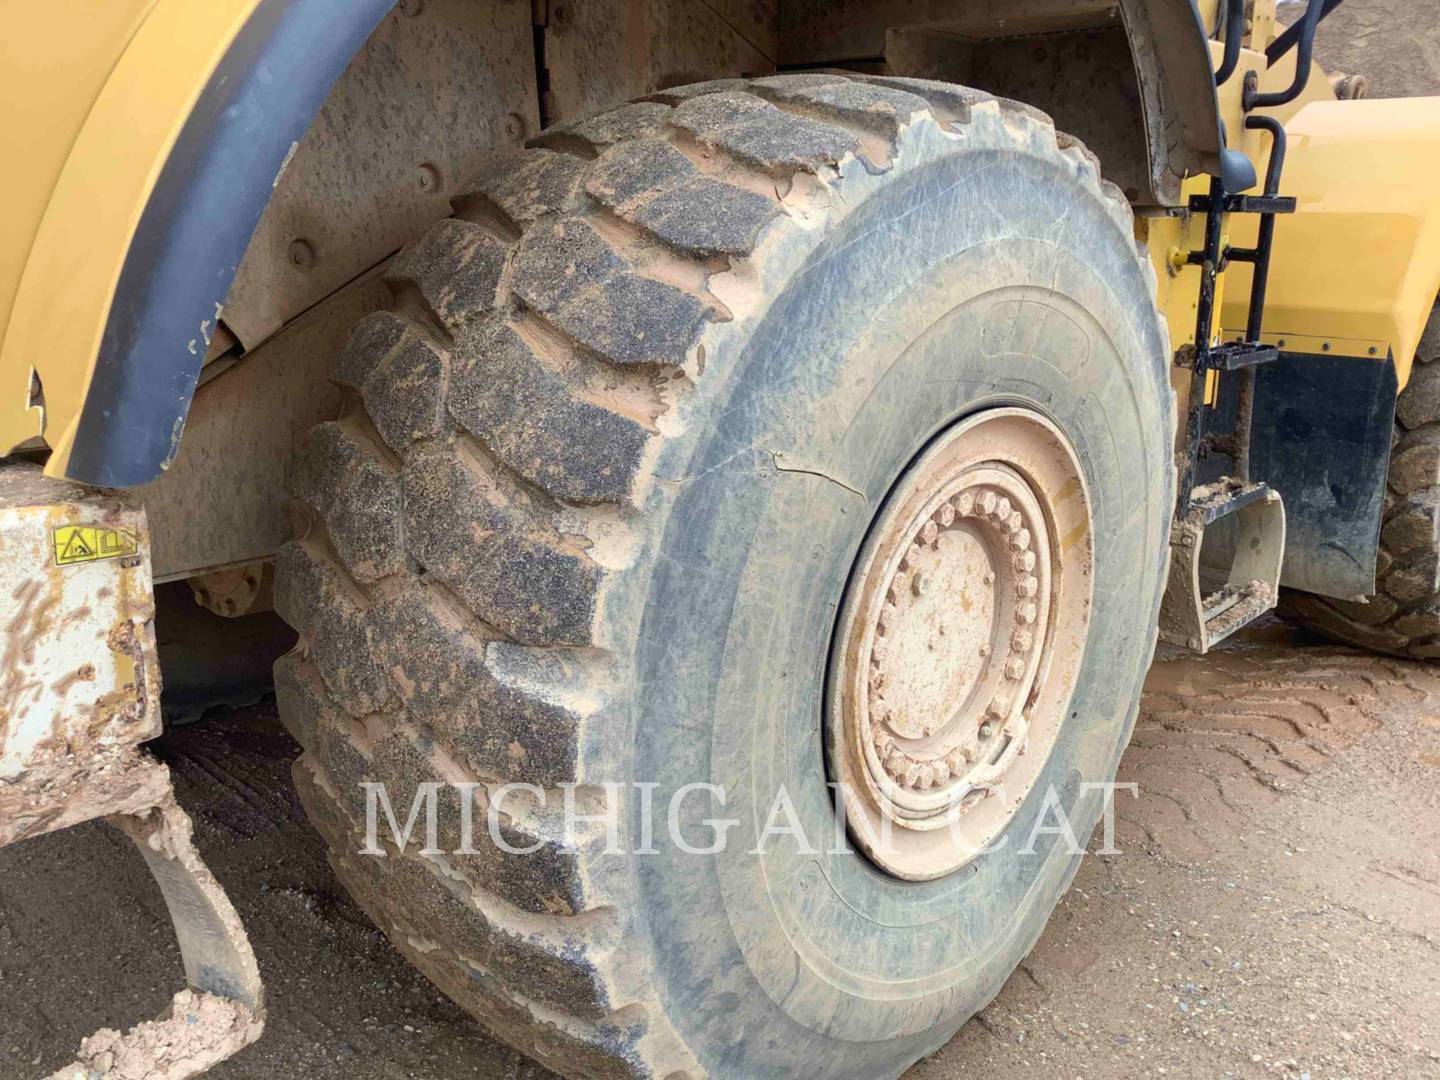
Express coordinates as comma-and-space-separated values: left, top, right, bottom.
52, 524, 139, 566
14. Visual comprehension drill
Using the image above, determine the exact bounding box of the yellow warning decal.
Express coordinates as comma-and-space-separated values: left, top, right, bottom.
53, 524, 139, 566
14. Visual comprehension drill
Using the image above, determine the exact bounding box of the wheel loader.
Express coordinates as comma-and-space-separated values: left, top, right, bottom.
3, 1, 1438, 1076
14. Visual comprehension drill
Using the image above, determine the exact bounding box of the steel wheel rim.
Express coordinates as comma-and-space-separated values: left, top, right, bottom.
828, 407, 1095, 880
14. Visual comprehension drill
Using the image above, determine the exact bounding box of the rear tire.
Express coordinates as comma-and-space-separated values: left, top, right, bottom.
1283, 308, 1440, 658
274, 75, 1173, 1078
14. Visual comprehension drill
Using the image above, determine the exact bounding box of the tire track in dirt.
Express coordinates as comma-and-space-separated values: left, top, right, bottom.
913, 619, 1440, 1079
1120, 620, 1440, 938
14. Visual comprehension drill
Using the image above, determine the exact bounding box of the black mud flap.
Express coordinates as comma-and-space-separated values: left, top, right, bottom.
1250, 350, 1398, 600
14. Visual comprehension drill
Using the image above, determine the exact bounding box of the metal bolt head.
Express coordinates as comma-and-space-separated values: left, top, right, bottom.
416, 163, 440, 192
288, 239, 316, 270
979, 721, 995, 740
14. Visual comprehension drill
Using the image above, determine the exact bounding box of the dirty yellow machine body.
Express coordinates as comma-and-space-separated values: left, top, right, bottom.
3, 1, 1439, 1077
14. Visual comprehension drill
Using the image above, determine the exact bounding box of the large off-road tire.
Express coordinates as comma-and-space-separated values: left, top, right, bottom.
273, 75, 1173, 1078
1283, 309, 1440, 658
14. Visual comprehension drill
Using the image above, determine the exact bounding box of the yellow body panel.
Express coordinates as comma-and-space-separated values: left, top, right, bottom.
0, 1, 156, 357
1221, 97, 1440, 384
1147, 39, 1330, 357
0, 0, 262, 471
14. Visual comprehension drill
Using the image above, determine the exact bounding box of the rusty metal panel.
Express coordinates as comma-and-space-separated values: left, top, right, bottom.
0, 465, 266, 1075
222, 0, 541, 350
543, 0, 776, 123
779, 0, 1114, 64
140, 272, 390, 582
0, 467, 165, 845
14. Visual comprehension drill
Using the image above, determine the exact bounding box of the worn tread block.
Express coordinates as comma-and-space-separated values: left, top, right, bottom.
539, 101, 673, 151
512, 217, 624, 310
274, 540, 390, 715
637, 176, 778, 257
512, 218, 709, 366
670, 91, 860, 174
1389, 439, 1440, 495
312, 721, 594, 920
1382, 499, 1440, 555
465, 148, 589, 226
369, 577, 583, 786
449, 320, 652, 505
285, 653, 594, 917
587, 139, 695, 207
289, 422, 404, 582
755, 77, 934, 143
1384, 551, 1440, 603
1394, 601, 1440, 638
1327, 594, 1400, 627
333, 843, 612, 1018
297, 761, 632, 1042
272, 650, 323, 751
1398, 360, 1440, 430
334, 311, 408, 389
845, 74, 997, 124
387, 218, 509, 333
354, 328, 449, 451
403, 438, 601, 647
587, 139, 779, 257
649, 78, 749, 103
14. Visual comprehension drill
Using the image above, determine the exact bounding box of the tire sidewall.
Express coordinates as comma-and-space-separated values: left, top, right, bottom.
624, 124, 1171, 1076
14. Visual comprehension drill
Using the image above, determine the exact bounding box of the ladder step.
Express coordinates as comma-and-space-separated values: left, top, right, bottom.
1188, 193, 1298, 215
1205, 342, 1279, 372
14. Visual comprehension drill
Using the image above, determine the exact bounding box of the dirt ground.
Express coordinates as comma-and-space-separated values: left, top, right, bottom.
2, 619, 1438, 1079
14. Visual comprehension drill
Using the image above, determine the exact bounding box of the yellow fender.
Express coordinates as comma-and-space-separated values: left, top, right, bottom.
1223, 96, 1440, 385
0, 0, 391, 485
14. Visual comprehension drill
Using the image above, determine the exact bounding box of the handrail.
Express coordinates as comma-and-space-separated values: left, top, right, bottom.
1246, 0, 1328, 109
1266, 0, 1344, 66
1214, 0, 1245, 86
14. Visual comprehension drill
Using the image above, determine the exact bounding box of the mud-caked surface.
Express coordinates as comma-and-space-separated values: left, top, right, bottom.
1, 619, 1436, 1078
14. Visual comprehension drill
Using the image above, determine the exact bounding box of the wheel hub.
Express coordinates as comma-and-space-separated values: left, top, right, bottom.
829, 408, 1093, 880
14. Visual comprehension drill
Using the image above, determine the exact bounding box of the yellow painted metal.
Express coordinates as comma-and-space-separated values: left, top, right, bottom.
1148, 36, 1318, 359
1221, 97, 1440, 387
1221, 330, 1391, 361
0, 1, 156, 375
0, 0, 263, 473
